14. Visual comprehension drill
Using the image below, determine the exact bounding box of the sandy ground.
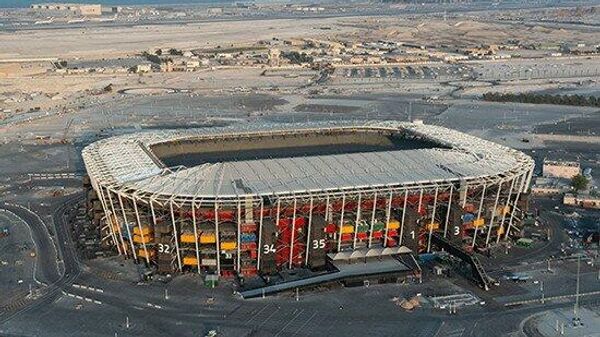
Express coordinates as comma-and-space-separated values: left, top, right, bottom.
0, 17, 352, 60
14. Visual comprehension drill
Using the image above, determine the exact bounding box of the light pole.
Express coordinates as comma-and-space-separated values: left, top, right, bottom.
573, 255, 581, 327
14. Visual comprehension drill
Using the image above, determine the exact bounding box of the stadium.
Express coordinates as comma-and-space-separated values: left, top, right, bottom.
82, 121, 534, 285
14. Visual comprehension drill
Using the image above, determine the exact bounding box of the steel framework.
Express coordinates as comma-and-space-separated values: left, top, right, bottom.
83, 121, 534, 277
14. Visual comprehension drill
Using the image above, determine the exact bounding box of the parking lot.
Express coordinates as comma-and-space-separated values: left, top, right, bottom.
338, 64, 474, 81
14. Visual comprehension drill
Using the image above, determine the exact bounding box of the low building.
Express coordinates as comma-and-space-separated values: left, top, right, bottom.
543, 159, 580, 179
531, 177, 572, 195
31, 3, 102, 16
564, 193, 600, 209
135, 64, 152, 73
350, 56, 365, 64
268, 49, 281, 67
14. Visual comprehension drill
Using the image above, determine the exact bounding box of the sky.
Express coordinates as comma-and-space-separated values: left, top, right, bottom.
0, 0, 242, 8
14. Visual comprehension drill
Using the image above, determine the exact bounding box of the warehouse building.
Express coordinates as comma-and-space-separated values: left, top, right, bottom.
542, 159, 580, 179
30, 3, 102, 16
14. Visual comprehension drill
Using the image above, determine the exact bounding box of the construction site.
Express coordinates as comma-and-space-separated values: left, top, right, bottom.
81, 120, 534, 296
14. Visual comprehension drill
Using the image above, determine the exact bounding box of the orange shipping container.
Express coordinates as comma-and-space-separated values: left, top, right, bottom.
180, 233, 197, 243
133, 235, 153, 244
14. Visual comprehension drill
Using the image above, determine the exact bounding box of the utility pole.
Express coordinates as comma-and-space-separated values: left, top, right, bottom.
573, 255, 581, 327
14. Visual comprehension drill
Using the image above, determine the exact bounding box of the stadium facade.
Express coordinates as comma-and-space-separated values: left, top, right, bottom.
82, 121, 534, 278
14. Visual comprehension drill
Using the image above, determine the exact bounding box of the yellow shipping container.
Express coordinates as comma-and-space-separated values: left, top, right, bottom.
183, 256, 198, 266
497, 225, 505, 236
387, 220, 401, 229
473, 218, 485, 228
220, 241, 237, 250
341, 225, 354, 234
133, 226, 152, 236
180, 233, 197, 243
426, 222, 440, 231
133, 235, 153, 244
200, 233, 216, 244
497, 206, 510, 215
138, 249, 155, 259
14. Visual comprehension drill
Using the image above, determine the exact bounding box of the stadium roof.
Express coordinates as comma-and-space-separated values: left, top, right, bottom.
82, 121, 534, 201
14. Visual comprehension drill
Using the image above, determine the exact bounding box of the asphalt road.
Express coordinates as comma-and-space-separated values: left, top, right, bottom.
0, 192, 84, 324
1, 180, 598, 336
0, 202, 60, 285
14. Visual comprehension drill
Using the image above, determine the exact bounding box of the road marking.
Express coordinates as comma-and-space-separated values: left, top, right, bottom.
273, 309, 305, 337
291, 311, 318, 336
505, 290, 600, 306
244, 303, 271, 323
432, 321, 446, 337
254, 310, 278, 331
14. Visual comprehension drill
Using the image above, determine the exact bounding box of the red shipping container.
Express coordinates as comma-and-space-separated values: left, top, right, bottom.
313, 204, 327, 214
288, 208, 299, 217
218, 210, 235, 221
294, 217, 306, 229
242, 269, 258, 277
463, 203, 476, 213
241, 223, 257, 232
277, 218, 291, 230
253, 208, 271, 219
341, 233, 353, 242
200, 209, 216, 219
361, 199, 374, 209
344, 201, 358, 212
407, 194, 420, 204
241, 242, 257, 251
391, 196, 404, 208
299, 204, 313, 213
324, 223, 337, 234
386, 238, 398, 247
356, 232, 368, 240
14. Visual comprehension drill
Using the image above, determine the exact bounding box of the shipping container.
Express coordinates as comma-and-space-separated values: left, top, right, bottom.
324, 223, 337, 234
200, 233, 216, 244
464, 203, 476, 213
241, 222, 257, 232
462, 213, 476, 223
137, 249, 156, 259
372, 222, 386, 231
183, 256, 199, 266
356, 232, 368, 240
220, 241, 237, 251
341, 225, 354, 234
371, 230, 383, 239
340, 233, 353, 242
133, 235, 153, 244
202, 258, 217, 267
426, 222, 440, 231
387, 220, 401, 229
180, 232, 197, 243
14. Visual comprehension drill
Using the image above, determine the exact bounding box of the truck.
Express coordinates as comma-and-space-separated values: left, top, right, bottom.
0, 227, 9, 239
